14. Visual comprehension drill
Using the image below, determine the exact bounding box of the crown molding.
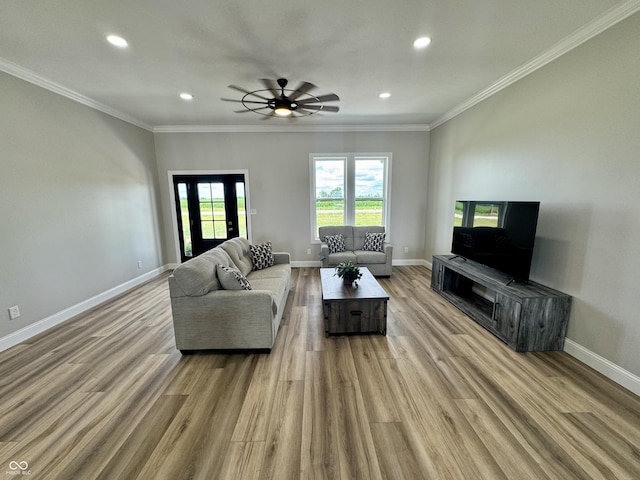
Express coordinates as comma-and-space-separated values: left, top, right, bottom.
430, 0, 640, 129
0, 57, 153, 132
153, 124, 430, 134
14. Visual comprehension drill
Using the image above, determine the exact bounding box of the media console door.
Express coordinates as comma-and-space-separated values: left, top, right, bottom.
431, 255, 570, 352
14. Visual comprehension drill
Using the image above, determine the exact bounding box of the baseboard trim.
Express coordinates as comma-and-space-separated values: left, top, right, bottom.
0, 265, 172, 353
564, 338, 640, 397
291, 260, 322, 268
393, 258, 430, 268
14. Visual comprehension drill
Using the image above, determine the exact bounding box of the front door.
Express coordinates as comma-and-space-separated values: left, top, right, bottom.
173, 174, 248, 262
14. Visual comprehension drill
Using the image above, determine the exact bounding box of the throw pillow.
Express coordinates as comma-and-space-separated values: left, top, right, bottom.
216, 264, 252, 290
250, 241, 274, 270
362, 232, 385, 252
324, 234, 345, 254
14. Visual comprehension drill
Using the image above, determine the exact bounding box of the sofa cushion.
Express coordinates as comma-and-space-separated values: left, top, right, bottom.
250, 241, 274, 270
363, 231, 385, 252
247, 263, 291, 281
355, 250, 387, 264
324, 234, 346, 253
325, 251, 357, 266
216, 264, 252, 290
220, 237, 253, 276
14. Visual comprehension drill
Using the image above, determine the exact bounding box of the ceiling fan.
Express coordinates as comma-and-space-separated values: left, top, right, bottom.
222, 78, 340, 118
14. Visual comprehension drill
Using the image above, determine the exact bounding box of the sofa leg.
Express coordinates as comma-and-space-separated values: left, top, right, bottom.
179, 349, 194, 355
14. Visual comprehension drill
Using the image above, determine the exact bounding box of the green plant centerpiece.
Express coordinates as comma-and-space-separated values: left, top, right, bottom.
334, 261, 362, 287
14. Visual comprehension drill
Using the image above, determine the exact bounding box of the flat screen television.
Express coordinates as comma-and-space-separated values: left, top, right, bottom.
451, 201, 540, 283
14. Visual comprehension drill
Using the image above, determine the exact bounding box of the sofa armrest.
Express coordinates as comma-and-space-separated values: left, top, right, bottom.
170, 289, 278, 350
273, 251, 290, 265
319, 242, 330, 259
383, 242, 393, 256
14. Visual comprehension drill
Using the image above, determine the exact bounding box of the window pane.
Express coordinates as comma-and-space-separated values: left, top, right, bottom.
315, 160, 344, 200
316, 199, 344, 228
177, 183, 192, 257
199, 182, 227, 239
315, 159, 345, 234
355, 158, 384, 226
236, 182, 247, 238
355, 159, 384, 198
355, 199, 382, 225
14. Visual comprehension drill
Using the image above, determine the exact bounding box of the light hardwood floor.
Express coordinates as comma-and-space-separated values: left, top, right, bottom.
1, 266, 639, 479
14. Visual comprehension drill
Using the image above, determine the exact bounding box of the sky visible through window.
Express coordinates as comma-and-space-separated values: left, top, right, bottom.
315, 158, 384, 198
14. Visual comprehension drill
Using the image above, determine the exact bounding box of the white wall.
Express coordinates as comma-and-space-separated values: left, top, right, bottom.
0, 72, 164, 340
153, 130, 429, 265
426, 12, 640, 378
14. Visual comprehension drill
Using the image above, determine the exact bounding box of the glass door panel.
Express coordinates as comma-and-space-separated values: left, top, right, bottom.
177, 183, 192, 258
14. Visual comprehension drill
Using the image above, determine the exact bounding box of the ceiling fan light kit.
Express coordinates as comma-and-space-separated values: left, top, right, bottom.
222, 78, 340, 119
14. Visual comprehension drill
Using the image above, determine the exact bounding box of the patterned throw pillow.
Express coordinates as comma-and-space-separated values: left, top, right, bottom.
250, 241, 274, 270
362, 232, 386, 252
216, 264, 252, 290
324, 234, 345, 254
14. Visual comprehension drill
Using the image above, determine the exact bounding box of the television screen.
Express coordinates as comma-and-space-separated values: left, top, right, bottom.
451, 201, 540, 282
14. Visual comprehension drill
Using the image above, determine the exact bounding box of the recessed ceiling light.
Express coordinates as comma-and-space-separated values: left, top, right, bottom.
379, 92, 391, 99
106, 35, 128, 48
413, 36, 432, 49
179, 92, 194, 101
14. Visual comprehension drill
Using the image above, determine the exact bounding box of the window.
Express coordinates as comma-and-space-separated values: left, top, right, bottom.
310, 153, 391, 240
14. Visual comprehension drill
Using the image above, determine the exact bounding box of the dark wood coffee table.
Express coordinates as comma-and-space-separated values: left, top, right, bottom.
320, 267, 389, 336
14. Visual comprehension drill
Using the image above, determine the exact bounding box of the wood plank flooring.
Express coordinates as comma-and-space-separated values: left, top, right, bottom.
1, 265, 639, 479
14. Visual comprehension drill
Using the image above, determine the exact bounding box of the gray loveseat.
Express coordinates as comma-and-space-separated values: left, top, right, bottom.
168, 237, 291, 352
319, 225, 393, 276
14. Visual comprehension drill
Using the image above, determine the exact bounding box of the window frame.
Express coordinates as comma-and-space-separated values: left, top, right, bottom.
309, 153, 392, 242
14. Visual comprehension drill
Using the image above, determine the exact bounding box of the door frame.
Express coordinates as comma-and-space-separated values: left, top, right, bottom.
168, 169, 253, 264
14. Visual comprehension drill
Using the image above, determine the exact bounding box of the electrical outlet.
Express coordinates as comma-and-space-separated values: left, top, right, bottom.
403, 247, 409, 254
307, 248, 312, 255
137, 260, 142, 269
8, 305, 20, 320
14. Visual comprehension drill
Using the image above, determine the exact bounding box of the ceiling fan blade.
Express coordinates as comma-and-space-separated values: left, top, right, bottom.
221, 98, 268, 105
297, 93, 340, 104
234, 107, 271, 113
228, 85, 270, 101
260, 78, 280, 98
288, 81, 316, 101
298, 104, 340, 113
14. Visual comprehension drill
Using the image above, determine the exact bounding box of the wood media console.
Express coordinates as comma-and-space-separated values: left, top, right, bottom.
431, 255, 571, 352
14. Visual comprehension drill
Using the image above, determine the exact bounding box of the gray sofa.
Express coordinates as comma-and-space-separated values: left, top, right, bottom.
319, 225, 393, 276
168, 237, 291, 352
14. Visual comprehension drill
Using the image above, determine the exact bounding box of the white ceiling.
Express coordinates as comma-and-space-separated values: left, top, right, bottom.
1, 0, 638, 130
